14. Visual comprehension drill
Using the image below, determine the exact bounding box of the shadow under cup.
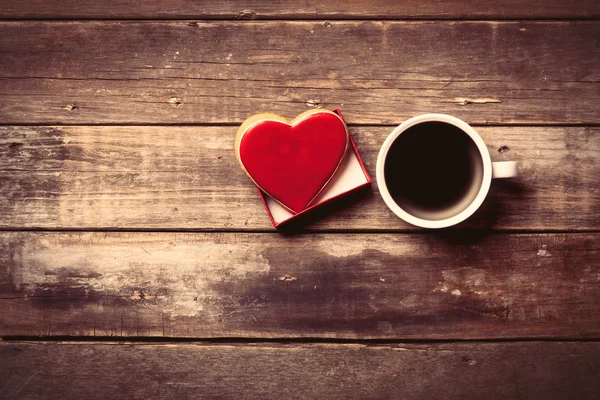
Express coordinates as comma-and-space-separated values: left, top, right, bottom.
383, 121, 484, 221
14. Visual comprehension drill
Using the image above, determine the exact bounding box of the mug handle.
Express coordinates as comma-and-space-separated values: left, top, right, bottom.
492, 161, 518, 178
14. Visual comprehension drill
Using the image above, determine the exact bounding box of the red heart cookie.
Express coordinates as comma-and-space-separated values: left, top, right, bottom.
235, 110, 349, 213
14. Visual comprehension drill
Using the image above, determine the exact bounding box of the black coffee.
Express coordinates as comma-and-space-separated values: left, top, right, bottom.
383, 122, 484, 221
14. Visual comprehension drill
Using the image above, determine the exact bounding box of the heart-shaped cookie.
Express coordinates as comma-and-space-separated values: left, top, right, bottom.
235, 109, 349, 213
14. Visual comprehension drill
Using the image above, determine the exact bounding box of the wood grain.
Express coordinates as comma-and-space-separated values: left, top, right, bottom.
2, 8, 598, 400
1, 0, 598, 19
1, 341, 599, 400
1, 126, 597, 230
0, 21, 598, 125
1, 232, 598, 339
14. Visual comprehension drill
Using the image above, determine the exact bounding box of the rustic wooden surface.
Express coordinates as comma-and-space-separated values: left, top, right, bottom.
0, 22, 598, 125
0, 3, 599, 399
0, 126, 597, 230
1, 232, 599, 339
1, 342, 599, 400
2, 0, 599, 19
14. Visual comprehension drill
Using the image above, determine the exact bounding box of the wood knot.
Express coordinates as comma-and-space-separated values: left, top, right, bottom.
498, 145, 510, 154
63, 104, 79, 111
306, 99, 322, 108
279, 275, 297, 282
169, 97, 183, 107
130, 290, 146, 300
324, 21, 332, 28
450, 98, 501, 106
237, 9, 256, 19
461, 357, 477, 366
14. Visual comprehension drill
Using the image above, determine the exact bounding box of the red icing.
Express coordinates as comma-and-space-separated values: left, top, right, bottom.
239, 112, 348, 213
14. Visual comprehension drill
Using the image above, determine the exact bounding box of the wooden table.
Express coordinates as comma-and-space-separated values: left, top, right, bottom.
1, 1, 599, 398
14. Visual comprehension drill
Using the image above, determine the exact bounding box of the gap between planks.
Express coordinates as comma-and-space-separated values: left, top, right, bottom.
3, 336, 600, 344
0, 228, 599, 234
1, 18, 599, 22
2, 123, 600, 127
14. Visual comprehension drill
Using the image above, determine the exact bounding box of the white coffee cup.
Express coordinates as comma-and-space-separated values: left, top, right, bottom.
376, 114, 517, 229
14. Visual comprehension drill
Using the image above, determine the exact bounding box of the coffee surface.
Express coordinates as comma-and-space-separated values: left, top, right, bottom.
383, 122, 484, 221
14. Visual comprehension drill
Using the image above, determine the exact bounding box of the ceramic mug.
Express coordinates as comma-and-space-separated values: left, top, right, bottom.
376, 114, 517, 229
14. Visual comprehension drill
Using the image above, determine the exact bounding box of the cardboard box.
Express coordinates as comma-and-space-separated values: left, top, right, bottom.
257, 109, 372, 228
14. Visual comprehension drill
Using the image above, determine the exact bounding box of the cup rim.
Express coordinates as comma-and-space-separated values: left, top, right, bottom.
376, 114, 492, 229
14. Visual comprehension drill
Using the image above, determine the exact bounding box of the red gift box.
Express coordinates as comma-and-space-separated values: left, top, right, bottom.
255, 109, 372, 228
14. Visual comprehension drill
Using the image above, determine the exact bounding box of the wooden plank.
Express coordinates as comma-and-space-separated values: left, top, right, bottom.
1, 232, 598, 339
1, 0, 598, 19
1, 126, 597, 231
0, 21, 598, 125
1, 342, 599, 399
